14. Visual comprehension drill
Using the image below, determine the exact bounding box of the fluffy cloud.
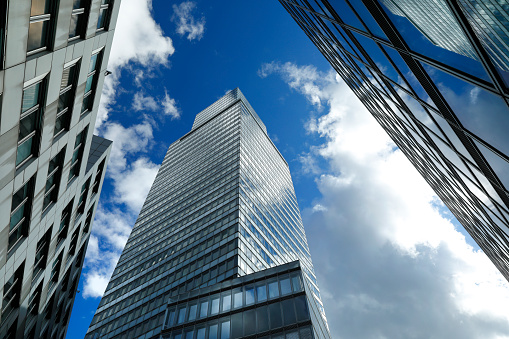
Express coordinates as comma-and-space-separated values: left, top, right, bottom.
262, 62, 509, 338
162, 89, 181, 119
96, 0, 175, 129
172, 2, 206, 41
132, 92, 158, 112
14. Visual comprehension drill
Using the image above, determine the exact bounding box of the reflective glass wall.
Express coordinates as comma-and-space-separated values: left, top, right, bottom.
279, 0, 509, 280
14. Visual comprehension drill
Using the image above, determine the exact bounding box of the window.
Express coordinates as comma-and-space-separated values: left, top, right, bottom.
43, 147, 65, 211
58, 200, 73, 246
32, 228, 51, 280
55, 62, 80, 137
2, 263, 24, 319
9, 177, 34, 251
27, 281, 43, 319
27, 0, 53, 54
91, 158, 105, 194
69, 0, 89, 41
82, 202, 94, 236
77, 177, 90, 215
17, 80, 45, 167
81, 52, 102, 115
50, 251, 63, 289
97, 0, 112, 31
68, 225, 80, 256
68, 125, 88, 182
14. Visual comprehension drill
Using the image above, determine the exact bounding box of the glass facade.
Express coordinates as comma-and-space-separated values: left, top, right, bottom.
278, 0, 509, 281
86, 89, 330, 339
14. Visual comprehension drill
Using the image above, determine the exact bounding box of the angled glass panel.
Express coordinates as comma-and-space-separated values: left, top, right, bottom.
27, 21, 49, 52
474, 140, 509, 192
22, 83, 41, 112
31, 0, 50, 16
327, 0, 367, 32
378, 0, 491, 82
16, 137, 34, 166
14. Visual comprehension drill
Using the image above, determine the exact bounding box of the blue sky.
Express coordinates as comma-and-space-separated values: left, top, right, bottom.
66, 1, 509, 338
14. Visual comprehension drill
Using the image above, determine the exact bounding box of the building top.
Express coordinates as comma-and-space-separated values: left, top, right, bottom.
192, 88, 267, 134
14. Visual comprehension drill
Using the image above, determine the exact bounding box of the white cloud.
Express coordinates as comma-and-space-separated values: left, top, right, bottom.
132, 92, 158, 112
172, 2, 206, 41
263, 62, 509, 338
162, 89, 181, 119
96, 0, 175, 129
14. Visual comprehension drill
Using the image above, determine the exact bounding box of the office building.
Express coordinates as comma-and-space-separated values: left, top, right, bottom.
278, 0, 509, 281
86, 88, 331, 339
0, 0, 120, 338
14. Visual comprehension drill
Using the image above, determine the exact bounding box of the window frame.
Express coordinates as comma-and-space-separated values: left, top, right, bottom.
27, 0, 54, 55
68, 125, 89, 182
55, 61, 80, 138
9, 178, 34, 252
81, 51, 102, 116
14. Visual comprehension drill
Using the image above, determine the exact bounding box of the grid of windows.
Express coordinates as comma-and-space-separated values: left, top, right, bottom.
279, 0, 509, 282
32, 228, 51, 281
81, 52, 102, 115
17, 79, 45, 167
86, 89, 329, 339
27, 0, 53, 54
69, 125, 88, 182
9, 177, 34, 251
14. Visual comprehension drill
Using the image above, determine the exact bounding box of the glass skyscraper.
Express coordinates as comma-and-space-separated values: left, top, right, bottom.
86, 88, 331, 339
278, 0, 509, 281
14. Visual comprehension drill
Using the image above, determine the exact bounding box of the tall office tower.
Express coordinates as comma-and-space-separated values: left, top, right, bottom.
86, 88, 331, 339
0, 0, 120, 338
381, 0, 509, 71
278, 0, 509, 280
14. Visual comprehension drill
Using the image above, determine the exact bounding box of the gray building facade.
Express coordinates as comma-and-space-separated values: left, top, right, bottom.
0, 0, 120, 338
278, 0, 509, 281
86, 89, 330, 339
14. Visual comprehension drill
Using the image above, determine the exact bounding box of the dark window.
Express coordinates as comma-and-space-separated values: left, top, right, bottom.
91, 158, 105, 194
27, 281, 43, 318
55, 62, 79, 137
282, 299, 296, 325
294, 295, 309, 321
231, 312, 242, 338
43, 147, 65, 211
9, 178, 34, 251
50, 251, 63, 289
81, 52, 102, 115
82, 202, 94, 235
77, 177, 90, 214
68, 224, 80, 256
2, 263, 24, 318
69, 0, 89, 41
268, 302, 282, 329
58, 199, 73, 246
68, 125, 88, 182
243, 309, 256, 336
17, 80, 45, 167
32, 228, 51, 279
256, 305, 269, 333
27, 0, 53, 54
97, 0, 112, 31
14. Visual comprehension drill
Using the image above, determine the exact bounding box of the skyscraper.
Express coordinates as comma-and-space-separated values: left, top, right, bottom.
278, 0, 509, 280
0, 0, 120, 338
86, 88, 331, 339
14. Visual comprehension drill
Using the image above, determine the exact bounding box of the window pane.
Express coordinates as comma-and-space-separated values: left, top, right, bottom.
294, 295, 310, 321
290, 274, 302, 292
199, 300, 208, 318
69, 14, 83, 39
12, 184, 28, 209
188, 303, 197, 322
231, 313, 242, 338
27, 20, 48, 52
22, 83, 40, 112
245, 286, 254, 305
268, 303, 282, 329
282, 299, 296, 325
243, 309, 256, 336
89, 54, 98, 73
177, 306, 186, 324
220, 320, 230, 339
85, 75, 94, 93
233, 289, 242, 308
208, 324, 218, 339
268, 280, 279, 299
81, 93, 93, 113
97, 8, 107, 29
10, 204, 25, 230
19, 111, 37, 140
196, 327, 205, 339
73, 0, 84, 9
256, 283, 267, 302
31, 0, 50, 16
16, 137, 34, 166
210, 295, 220, 315
279, 277, 291, 296
221, 293, 231, 312
256, 306, 269, 333
54, 111, 69, 135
